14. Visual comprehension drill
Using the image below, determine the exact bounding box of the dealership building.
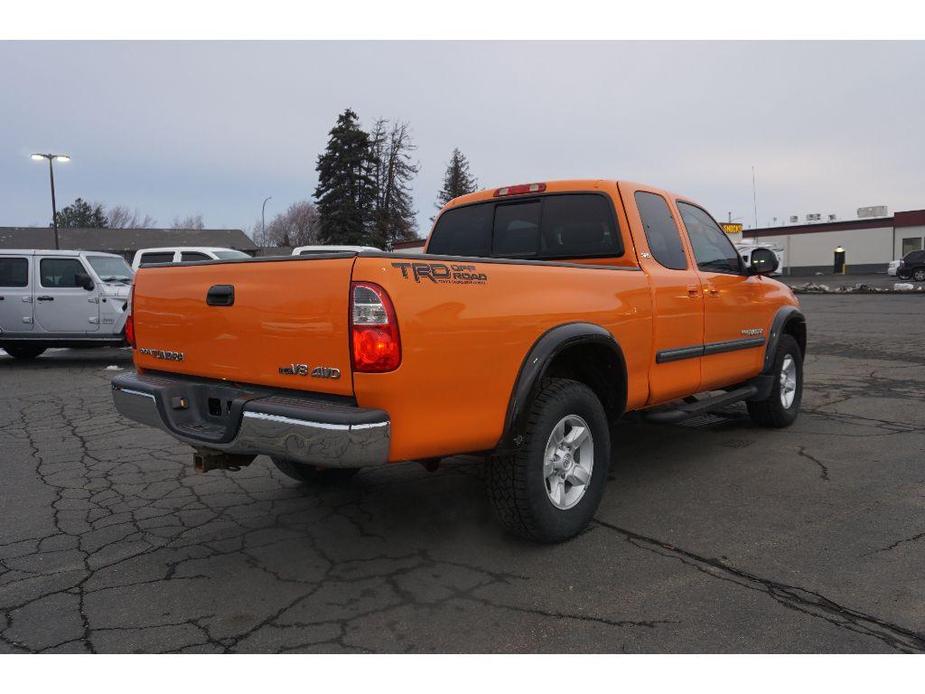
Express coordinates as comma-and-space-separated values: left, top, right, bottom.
737, 208, 925, 275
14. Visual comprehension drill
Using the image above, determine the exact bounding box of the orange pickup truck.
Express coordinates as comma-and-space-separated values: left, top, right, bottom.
112, 179, 806, 542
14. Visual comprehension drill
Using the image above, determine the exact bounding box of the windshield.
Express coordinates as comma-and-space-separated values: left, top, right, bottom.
86, 255, 134, 283
213, 250, 251, 259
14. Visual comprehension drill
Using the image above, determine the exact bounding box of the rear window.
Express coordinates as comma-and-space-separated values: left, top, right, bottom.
214, 250, 250, 259
0, 257, 28, 287
139, 252, 175, 266
427, 193, 622, 260
180, 252, 212, 263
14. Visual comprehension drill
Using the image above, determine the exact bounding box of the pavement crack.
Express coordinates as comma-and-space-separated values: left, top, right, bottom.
592, 519, 925, 653
797, 446, 830, 481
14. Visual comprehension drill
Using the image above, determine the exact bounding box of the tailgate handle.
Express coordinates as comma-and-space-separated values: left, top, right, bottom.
206, 285, 235, 306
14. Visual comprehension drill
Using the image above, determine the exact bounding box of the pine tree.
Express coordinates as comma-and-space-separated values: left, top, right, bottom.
55, 198, 109, 228
369, 119, 420, 249
435, 148, 478, 209
314, 108, 377, 245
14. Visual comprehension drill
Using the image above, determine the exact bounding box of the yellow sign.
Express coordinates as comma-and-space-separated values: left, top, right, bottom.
721, 223, 743, 234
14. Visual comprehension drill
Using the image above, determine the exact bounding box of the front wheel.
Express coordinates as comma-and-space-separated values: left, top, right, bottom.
271, 458, 359, 484
747, 334, 803, 428
487, 378, 611, 543
2, 344, 46, 360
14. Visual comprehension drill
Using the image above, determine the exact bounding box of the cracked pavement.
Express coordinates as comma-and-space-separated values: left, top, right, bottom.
1, 294, 923, 652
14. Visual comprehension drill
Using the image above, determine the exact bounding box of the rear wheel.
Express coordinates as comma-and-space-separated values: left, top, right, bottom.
487, 378, 611, 543
913, 268, 925, 282
271, 458, 359, 484
2, 344, 46, 360
746, 334, 803, 428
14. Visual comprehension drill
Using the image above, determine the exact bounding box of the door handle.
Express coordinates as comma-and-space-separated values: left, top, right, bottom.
687, 285, 700, 297
36, 296, 55, 301
707, 286, 720, 296
206, 284, 234, 306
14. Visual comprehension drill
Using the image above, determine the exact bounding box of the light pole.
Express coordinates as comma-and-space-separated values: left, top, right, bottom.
31, 153, 70, 250
261, 196, 272, 243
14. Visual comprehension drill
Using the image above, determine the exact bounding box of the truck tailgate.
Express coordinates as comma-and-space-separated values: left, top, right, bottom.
131, 256, 355, 397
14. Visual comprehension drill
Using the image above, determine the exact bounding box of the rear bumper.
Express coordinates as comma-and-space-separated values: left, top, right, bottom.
111, 372, 390, 468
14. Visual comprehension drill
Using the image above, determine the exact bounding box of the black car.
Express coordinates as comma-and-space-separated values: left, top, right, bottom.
897, 250, 925, 281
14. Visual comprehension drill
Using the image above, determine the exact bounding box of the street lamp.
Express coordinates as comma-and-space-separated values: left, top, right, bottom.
31, 153, 70, 250
261, 196, 272, 242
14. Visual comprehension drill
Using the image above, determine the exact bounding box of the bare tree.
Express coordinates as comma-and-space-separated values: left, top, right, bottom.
107, 205, 156, 228
262, 201, 322, 248
369, 119, 419, 249
171, 214, 205, 230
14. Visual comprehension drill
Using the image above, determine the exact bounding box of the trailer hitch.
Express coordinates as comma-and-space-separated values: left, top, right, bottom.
193, 449, 256, 473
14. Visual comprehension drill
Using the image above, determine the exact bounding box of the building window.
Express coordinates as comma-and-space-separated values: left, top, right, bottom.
901, 237, 923, 257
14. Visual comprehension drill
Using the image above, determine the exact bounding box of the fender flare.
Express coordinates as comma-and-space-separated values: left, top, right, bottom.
763, 306, 806, 373
499, 322, 627, 450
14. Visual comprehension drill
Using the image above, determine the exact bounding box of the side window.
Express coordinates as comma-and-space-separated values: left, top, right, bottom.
426, 204, 493, 256
0, 257, 29, 287
180, 252, 211, 263
40, 258, 87, 288
634, 192, 687, 270
139, 252, 175, 266
492, 201, 541, 257
677, 202, 743, 275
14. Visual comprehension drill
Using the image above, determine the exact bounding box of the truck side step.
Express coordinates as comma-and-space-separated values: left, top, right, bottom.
642, 385, 758, 424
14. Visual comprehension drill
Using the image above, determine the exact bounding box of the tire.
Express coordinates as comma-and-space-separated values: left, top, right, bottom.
912, 268, 925, 282
746, 334, 803, 428
2, 344, 46, 360
487, 378, 611, 543
271, 458, 360, 484
897, 271, 911, 281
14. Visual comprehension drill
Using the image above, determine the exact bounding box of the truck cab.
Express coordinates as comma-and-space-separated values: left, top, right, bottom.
0, 249, 133, 359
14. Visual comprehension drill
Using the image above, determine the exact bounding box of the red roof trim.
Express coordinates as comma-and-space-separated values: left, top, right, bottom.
894, 210, 925, 228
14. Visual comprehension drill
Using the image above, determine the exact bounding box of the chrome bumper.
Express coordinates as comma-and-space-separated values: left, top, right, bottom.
111, 372, 390, 468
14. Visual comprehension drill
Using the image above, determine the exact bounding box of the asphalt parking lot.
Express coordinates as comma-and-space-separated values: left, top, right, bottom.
1, 294, 923, 653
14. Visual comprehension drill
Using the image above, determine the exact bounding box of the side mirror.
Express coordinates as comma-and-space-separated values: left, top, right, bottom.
749, 248, 779, 276
75, 273, 95, 291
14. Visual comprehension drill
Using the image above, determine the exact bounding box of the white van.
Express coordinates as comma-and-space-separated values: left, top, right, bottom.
0, 250, 133, 360
131, 246, 251, 270
291, 245, 380, 256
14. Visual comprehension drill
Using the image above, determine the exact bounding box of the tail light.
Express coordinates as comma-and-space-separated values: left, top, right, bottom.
350, 281, 400, 372
124, 285, 136, 348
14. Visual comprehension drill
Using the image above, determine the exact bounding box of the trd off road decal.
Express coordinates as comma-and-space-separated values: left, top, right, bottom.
392, 262, 488, 285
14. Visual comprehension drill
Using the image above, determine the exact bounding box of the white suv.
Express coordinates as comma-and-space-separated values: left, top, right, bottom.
0, 250, 133, 360
131, 246, 251, 270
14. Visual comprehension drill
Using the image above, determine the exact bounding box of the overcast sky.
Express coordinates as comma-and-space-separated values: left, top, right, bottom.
2, 41, 924, 235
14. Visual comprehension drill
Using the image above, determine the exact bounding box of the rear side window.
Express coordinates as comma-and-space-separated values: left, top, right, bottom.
180, 252, 211, 263
0, 257, 28, 287
40, 258, 86, 288
634, 192, 687, 270
139, 252, 175, 266
428, 193, 621, 260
